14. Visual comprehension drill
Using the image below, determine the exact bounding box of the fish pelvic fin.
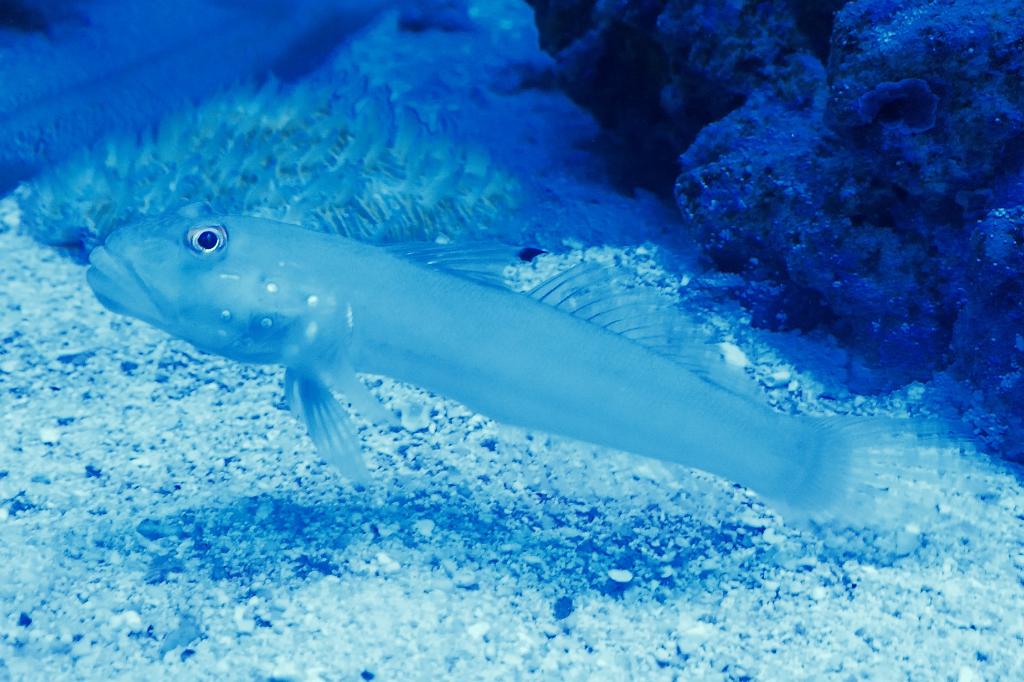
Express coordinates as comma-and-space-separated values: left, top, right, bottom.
317, 348, 399, 429
285, 368, 370, 484
332, 371, 399, 429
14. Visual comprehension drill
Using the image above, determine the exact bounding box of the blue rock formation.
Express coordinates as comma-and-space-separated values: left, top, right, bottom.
526, 0, 1024, 456
952, 207, 1024, 449
524, 0, 841, 189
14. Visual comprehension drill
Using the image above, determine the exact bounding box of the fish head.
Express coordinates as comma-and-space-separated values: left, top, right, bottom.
87, 212, 328, 365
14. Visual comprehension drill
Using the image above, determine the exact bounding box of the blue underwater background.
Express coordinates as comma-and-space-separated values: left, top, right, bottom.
1, 0, 1024, 679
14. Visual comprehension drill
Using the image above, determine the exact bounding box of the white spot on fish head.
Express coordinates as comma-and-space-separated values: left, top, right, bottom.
219, 273, 241, 282
266, 282, 279, 294
260, 317, 273, 328
305, 321, 319, 340
306, 295, 319, 308
346, 303, 354, 331
220, 309, 232, 320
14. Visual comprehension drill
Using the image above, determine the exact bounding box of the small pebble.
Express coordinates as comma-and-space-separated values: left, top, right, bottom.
553, 596, 574, 620
376, 553, 401, 573
719, 343, 749, 368
413, 519, 435, 537
607, 569, 633, 584
467, 622, 490, 639
269, 660, 298, 679
160, 615, 202, 655
399, 403, 431, 432
114, 610, 143, 631
957, 666, 982, 682
0, 196, 19, 228
39, 427, 60, 444
136, 518, 176, 541
234, 606, 255, 634
453, 570, 479, 589
893, 527, 922, 557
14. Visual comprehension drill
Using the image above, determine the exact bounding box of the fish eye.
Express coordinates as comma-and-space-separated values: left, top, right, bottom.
186, 224, 227, 254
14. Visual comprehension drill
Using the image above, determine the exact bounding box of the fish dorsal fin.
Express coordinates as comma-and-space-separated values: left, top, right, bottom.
528, 262, 688, 350
528, 262, 765, 403
386, 241, 545, 288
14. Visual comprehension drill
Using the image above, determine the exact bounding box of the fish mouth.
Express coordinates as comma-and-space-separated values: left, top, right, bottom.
86, 245, 166, 327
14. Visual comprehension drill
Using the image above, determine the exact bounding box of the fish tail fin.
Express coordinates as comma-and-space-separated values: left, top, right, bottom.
765, 415, 969, 529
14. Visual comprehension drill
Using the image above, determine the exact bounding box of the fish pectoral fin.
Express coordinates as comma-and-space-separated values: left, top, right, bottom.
285, 369, 370, 484
335, 372, 400, 429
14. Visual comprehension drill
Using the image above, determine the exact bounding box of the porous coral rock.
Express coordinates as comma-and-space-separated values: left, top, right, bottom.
524, 0, 832, 190
951, 206, 1024, 453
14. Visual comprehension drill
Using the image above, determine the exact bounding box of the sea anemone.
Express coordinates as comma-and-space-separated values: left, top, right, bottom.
16, 70, 519, 250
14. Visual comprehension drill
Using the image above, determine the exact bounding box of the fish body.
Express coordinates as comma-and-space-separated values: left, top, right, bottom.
87, 213, 940, 520
347, 256, 805, 497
